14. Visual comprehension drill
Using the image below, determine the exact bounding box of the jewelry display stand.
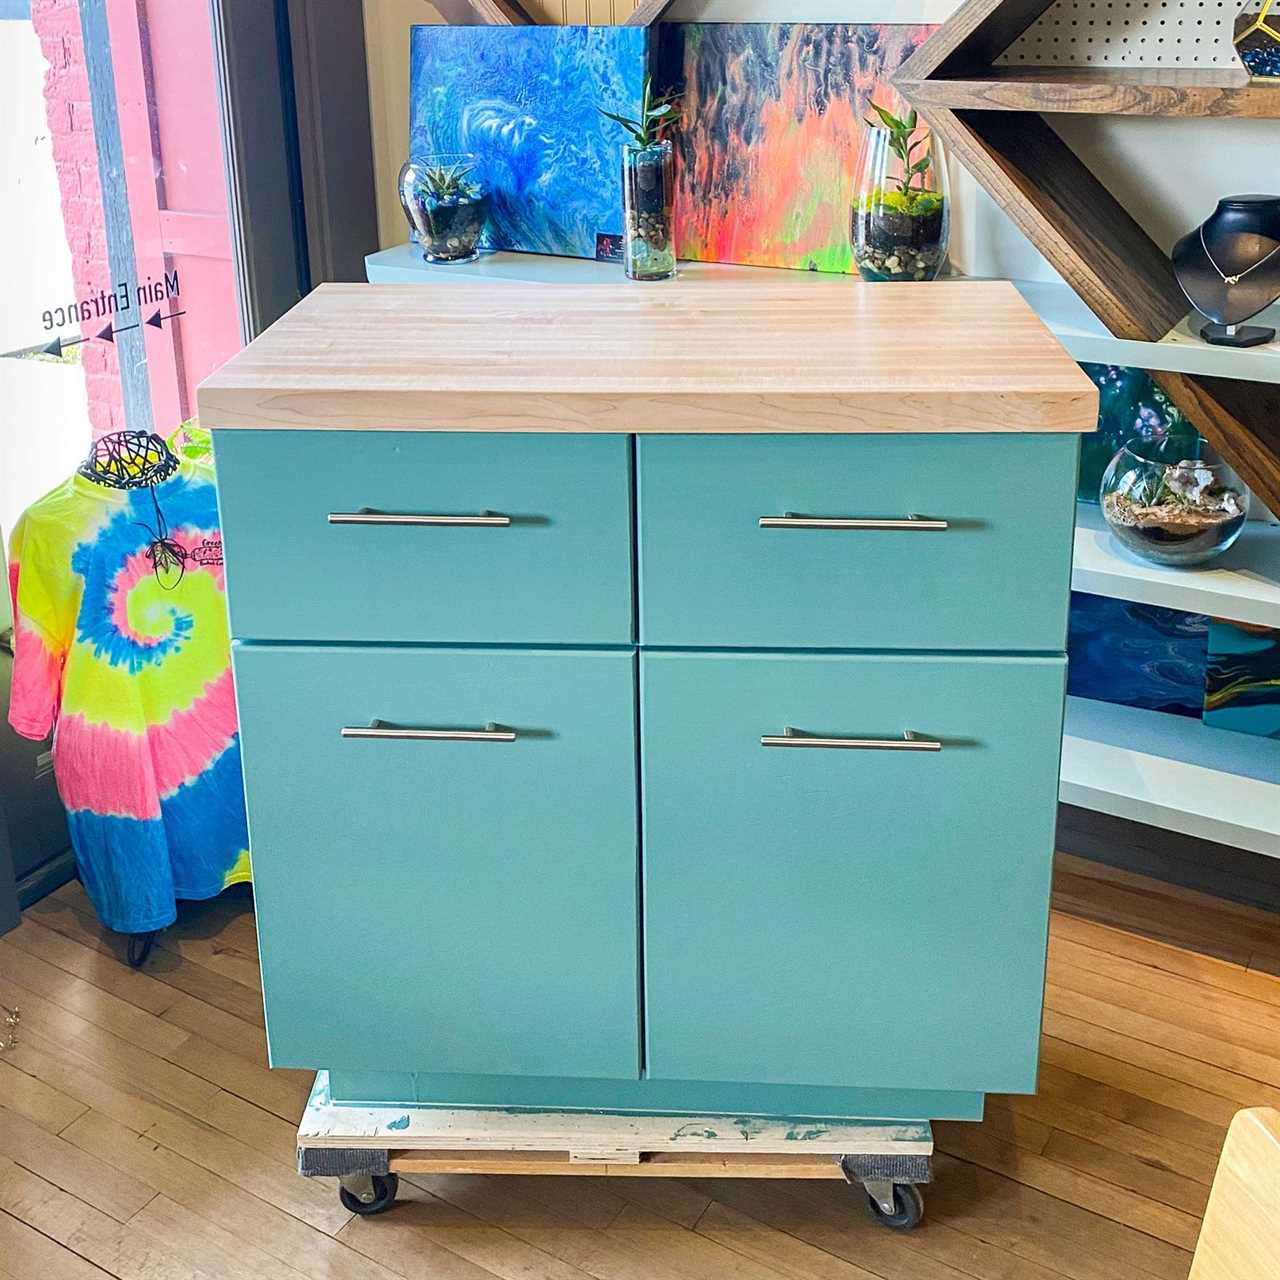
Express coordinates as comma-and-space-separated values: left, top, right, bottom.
1172, 195, 1280, 348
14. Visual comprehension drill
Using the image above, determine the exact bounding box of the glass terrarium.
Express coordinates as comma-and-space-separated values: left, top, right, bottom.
852, 108, 950, 283
398, 152, 490, 265
622, 141, 676, 282
1101, 442, 1249, 567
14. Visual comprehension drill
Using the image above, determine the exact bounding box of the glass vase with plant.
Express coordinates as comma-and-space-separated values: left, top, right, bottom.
398, 152, 491, 265
852, 102, 950, 282
599, 77, 680, 281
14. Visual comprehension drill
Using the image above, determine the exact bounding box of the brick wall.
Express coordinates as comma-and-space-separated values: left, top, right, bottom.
31, 0, 125, 438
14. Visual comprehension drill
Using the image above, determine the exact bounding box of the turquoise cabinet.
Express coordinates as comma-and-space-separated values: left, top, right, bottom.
214, 431, 634, 645
640, 650, 1066, 1094
215, 426, 1079, 1121
232, 643, 641, 1080
638, 434, 1079, 652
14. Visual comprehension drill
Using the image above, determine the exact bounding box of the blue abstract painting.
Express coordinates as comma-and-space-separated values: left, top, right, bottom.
1204, 620, 1280, 739
408, 26, 647, 260
1067, 591, 1209, 719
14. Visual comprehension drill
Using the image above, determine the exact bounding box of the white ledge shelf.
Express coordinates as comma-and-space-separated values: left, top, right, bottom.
1060, 697, 1280, 859
1014, 280, 1280, 385
1072, 503, 1280, 627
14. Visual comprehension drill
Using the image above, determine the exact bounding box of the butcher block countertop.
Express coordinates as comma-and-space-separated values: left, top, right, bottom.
197, 279, 1098, 435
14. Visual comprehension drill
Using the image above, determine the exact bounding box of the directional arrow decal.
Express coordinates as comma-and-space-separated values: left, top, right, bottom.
98, 322, 115, 343
148, 309, 186, 328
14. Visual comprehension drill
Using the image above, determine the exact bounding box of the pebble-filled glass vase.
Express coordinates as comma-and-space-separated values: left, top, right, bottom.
852, 124, 950, 282
622, 141, 676, 281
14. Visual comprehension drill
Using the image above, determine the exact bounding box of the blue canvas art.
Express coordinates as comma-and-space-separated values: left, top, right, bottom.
408, 25, 647, 260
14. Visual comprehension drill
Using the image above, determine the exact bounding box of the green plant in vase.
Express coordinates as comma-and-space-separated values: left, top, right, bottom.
852, 101, 950, 282
599, 77, 681, 281
398, 153, 491, 265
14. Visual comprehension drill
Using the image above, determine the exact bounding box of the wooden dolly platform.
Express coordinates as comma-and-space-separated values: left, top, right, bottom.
296, 1073, 934, 1230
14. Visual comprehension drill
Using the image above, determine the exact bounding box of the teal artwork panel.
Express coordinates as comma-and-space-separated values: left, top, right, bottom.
1205, 619, 1280, 739
1077, 364, 1201, 502
234, 644, 641, 1079
640, 650, 1066, 1095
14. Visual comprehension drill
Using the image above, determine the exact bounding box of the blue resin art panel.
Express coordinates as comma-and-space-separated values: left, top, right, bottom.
1067, 592, 1209, 719
1205, 620, 1280, 739
408, 26, 646, 260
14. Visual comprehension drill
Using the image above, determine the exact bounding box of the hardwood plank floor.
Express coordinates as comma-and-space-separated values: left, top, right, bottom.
2, 855, 1277, 1280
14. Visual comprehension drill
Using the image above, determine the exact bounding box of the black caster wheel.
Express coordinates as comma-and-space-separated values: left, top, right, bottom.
863, 1182, 924, 1231
127, 931, 158, 969
339, 1172, 399, 1215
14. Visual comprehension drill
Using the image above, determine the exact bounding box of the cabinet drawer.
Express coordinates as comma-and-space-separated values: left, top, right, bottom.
214, 431, 633, 644
234, 644, 640, 1078
637, 434, 1078, 651
641, 650, 1065, 1094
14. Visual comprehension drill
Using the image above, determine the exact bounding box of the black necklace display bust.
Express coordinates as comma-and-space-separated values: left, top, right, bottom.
1172, 195, 1280, 348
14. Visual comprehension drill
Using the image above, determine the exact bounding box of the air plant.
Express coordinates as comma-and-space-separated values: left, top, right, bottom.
865, 100, 936, 204
599, 75, 682, 149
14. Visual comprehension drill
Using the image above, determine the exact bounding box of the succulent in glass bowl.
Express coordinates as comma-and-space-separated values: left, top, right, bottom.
398, 153, 490, 265
1101, 442, 1249, 567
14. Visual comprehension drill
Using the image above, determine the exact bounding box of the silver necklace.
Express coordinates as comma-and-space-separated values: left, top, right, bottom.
1200, 225, 1280, 287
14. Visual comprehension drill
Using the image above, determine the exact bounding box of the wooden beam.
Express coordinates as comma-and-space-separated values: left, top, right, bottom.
624, 0, 676, 26
910, 105, 1186, 341
895, 0, 1058, 80
463, 0, 534, 24
900, 66, 1278, 118
1153, 373, 1280, 517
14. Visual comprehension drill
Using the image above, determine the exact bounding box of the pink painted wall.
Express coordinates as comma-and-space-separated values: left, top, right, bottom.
30, 0, 125, 439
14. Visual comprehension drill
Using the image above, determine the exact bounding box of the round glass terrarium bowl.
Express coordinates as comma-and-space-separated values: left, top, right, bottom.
398, 153, 490, 265
851, 124, 950, 282
622, 141, 676, 282
1100, 444, 1249, 567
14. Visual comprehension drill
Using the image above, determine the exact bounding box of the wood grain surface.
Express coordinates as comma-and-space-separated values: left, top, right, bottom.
3, 853, 1277, 1278
196, 281, 1098, 435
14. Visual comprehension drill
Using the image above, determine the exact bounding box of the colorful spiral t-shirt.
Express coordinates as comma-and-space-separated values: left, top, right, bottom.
7, 461, 250, 933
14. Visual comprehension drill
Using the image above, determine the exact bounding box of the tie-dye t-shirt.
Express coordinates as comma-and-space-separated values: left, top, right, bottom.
7, 461, 250, 933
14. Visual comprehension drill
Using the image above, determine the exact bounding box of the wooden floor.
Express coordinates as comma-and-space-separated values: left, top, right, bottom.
1, 853, 1278, 1280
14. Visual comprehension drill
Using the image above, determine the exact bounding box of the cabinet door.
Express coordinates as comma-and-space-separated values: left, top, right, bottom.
641, 651, 1066, 1094
235, 645, 640, 1079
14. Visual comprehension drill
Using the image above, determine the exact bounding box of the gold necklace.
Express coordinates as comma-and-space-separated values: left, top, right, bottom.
1200, 225, 1280, 287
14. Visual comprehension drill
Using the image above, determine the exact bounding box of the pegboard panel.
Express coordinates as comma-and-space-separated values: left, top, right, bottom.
998, 1, 1250, 67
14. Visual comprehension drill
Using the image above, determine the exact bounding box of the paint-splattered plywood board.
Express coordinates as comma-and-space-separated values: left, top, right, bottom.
298, 1072, 934, 1158
655, 24, 937, 274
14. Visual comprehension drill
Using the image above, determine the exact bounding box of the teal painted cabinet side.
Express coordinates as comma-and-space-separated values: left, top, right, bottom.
233, 644, 641, 1080
641, 650, 1067, 1095
637, 434, 1080, 652
325, 1068, 987, 1122
212, 430, 634, 645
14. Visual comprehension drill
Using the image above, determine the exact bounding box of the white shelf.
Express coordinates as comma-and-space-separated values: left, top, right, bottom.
1060, 697, 1280, 859
365, 245, 847, 287
1013, 279, 1280, 385
1072, 503, 1280, 627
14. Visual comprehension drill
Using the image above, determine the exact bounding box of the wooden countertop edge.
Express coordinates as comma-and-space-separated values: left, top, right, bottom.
197, 387, 1099, 435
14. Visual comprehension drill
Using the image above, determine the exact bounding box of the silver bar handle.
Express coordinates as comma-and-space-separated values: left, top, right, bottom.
328, 510, 511, 527
761, 728, 942, 752
342, 719, 517, 742
759, 513, 948, 531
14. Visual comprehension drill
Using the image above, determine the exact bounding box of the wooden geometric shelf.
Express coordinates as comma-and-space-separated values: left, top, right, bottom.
896, 0, 1280, 514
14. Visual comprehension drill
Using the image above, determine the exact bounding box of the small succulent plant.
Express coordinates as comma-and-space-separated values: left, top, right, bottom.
865, 100, 937, 206
416, 160, 482, 204
599, 75, 681, 149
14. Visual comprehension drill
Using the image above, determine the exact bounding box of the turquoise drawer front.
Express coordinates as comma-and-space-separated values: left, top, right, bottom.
213, 431, 633, 644
637, 434, 1079, 651
233, 644, 641, 1078
641, 650, 1066, 1094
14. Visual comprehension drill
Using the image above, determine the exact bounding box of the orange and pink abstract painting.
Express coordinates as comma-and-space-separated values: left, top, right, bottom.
655, 24, 936, 274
